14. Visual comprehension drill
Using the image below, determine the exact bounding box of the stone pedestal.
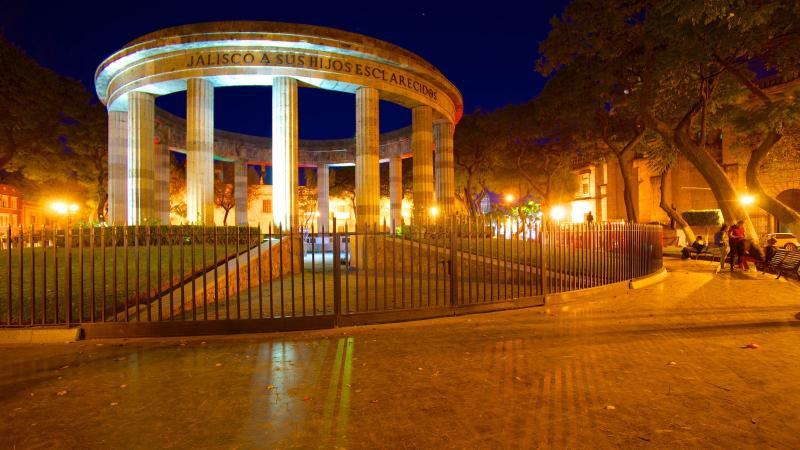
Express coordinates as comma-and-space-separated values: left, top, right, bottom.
234, 160, 248, 226
186, 78, 215, 225
317, 164, 330, 232
127, 92, 155, 225
272, 77, 299, 230
434, 121, 455, 216
389, 155, 403, 228
412, 105, 434, 225
107, 111, 127, 225
355, 87, 381, 229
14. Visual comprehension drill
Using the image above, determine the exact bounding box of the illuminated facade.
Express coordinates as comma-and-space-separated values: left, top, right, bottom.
95, 22, 462, 228
569, 71, 800, 234
0, 185, 44, 230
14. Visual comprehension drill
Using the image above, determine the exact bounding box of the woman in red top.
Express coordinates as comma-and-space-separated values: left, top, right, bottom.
727, 220, 746, 270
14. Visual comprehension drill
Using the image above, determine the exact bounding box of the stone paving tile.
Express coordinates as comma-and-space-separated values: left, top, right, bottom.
1, 259, 799, 448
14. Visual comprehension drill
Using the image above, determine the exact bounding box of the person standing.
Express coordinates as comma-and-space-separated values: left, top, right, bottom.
727, 220, 746, 271
586, 211, 594, 224
713, 224, 729, 271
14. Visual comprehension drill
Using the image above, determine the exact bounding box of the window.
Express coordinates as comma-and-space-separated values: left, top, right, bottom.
262, 199, 272, 214
0, 195, 7, 208
579, 172, 591, 196
10, 197, 17, 209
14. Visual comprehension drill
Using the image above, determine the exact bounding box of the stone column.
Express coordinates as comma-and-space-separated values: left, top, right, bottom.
434, 121, 456, 216
107, 110, 127, 225
317, 164, 330, 231
355, 87, 381, 230
389, 155, 403, 227
154, 134, 170, 225
234, 159, 248, 226
186, 79, 215, 225
272, 77, 299, 230
412, 105, 434, 225
126, 92, 155, 225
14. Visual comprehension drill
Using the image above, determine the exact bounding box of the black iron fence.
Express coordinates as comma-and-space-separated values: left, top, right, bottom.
0, 219, 662, 333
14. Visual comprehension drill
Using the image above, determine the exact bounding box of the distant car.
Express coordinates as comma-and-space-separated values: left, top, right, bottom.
764, 233, 799, 250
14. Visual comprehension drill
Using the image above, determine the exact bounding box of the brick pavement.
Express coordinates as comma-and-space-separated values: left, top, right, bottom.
1, 259, 799, 448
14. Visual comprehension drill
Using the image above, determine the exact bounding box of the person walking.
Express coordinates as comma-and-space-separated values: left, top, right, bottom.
713, 224, 729, 271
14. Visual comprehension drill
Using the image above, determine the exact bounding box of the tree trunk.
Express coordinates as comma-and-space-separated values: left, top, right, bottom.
746, 132, 800, 236
613, 150, 638, 222
223, 209, 230, 226
645, 111, 757, 240
675, 130, 757, 239
96, 194, 107, 223
659, 168, 695, 243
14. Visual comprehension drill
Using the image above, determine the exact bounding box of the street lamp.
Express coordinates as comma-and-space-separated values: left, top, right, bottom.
50, 201, 79, 225
504, 193, 515, 204
550, 205, 567, 222
739, 194, 756, 206
429, 205, 440, 223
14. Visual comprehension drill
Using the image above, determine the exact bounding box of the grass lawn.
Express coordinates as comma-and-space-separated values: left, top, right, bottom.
0, 244, 239, 325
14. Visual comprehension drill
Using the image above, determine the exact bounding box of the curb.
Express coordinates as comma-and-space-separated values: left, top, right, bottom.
0, 327, 82, 344
545, 267, 669, 306
629, 267, 668, 289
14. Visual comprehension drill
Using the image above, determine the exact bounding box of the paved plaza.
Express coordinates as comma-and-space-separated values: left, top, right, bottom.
2, 259, 800, 448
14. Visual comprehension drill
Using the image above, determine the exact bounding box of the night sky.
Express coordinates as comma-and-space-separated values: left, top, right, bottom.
2, 1, 568, 139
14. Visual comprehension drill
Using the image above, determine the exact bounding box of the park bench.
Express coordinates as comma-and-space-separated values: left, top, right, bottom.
763, 248, 800, 280
687, 244, 714, 261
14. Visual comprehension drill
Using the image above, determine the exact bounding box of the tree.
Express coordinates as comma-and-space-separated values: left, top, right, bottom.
644, 134, 697, 242
495, 103, 578, 211
329, 166, 356, 212
169, 154, 187, 220
536, 61, 643, 222
453, 110, 504, 214
0, 35, 77, 180
214, 179, 235, 226
538, 0, 800, 239
63, 100, 108, 222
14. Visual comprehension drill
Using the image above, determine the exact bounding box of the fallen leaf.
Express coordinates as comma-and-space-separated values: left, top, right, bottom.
370, 399, 379, 404
604, 405, 616, 410
743, 343, 760, 349
59, 365, 69, 370
56, 390, 68, 396
110, 402, 119, 406
303, 396, 311, 401
120, 384, 127, 388
215, 363, 222, 367
667, 361, 677, 366
266, 385, 275, 390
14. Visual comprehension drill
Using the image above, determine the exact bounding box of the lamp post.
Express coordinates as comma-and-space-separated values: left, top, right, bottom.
739, 194, 756, 206
429, 205, 440, 224
50, 201, 80, 229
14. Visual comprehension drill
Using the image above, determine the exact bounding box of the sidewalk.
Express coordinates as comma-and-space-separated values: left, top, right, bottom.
1, 259, 799, 448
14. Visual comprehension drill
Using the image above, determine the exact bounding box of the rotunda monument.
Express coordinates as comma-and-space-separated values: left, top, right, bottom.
94, 21, 463, 228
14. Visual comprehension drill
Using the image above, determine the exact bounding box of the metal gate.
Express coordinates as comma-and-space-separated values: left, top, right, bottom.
1, 219, 663, 337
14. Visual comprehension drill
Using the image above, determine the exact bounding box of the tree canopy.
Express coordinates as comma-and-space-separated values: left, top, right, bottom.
537, 0, 800, 237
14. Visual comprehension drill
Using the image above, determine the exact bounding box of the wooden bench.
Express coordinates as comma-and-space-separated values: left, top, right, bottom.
761, 248, 787, 274
775, 249, 800, 280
